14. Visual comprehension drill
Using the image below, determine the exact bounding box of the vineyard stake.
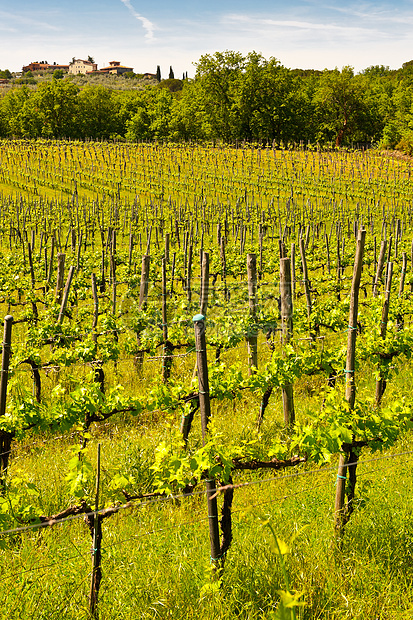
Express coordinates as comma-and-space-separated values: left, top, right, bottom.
193, 314, 221, 567
170, 252, 176, 296
280, 257, 295, 427
334, 228, 366, 538
299, 238, 311, 320
376, 262, 393, 405
290, 242, 296, 298
139, 255, 150, 310
91, 274, 99, 343
162, 258, 172, 383
336, 234, 341, 298
199, 252, 210, 317
110, 254, 116, 315
57, 266, 75, 325
128, 233, 134, 269
55, 252, 66, 304
220, 238, 228, 301
89, 443, 102, 619
135, 255, 150, 372
410, 239, 413, 293
373, 239, 387, 297
398, 251, 407, 297
186, 244, 193, 302
0, 315, 13, 478
325, 233, 331, 274
246, 254, 258, 374
27, 241, 38, 320
164, 233, 170, 263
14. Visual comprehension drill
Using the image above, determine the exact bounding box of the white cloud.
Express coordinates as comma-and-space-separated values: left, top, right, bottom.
324, 3, 411, 22
0, 11, 59, 31
119, 0, 155, 41
223, 14, 383, 39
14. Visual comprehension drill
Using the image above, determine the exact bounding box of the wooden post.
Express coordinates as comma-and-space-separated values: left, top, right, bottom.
336, 234, 341, 296
399, 251, 407, 297
200, 252, 210, 317
57, 266, 75, 325
299, 237, 311, 320
89, 444, 102, 619
410, 239, 413, 293
139, 255, 150, 310
110, 254, 116, 315
387, 235, 393, 264
0, 316, 13, 478
220, 238, 228, 300
280, 258, 295, 427
334, 228, 366, 538
76, 232, 82, 271
27, 242, 35, 289
128, 233, 134, 269
100, 250, 106, 293
246, 254, 258, 373
27, 242, 38, 320
376, 262, 393, 405
162, 258, 172, 383
397, 252, 407, 331
325, 233, 331, 274
55, 253, 66, 304
164, 233, 170, 263
170, 252, 176, 296
373, 239, 387, 297
135, 255, 150, 372
193, 314, 211, 441
0, 316, 13, 419
290, 242, 296, 299
91, 274, 99, 343
186, 244, 193, 303
193, 314, 221, 567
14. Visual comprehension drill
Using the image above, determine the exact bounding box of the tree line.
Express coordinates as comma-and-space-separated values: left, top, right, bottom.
2, 51, 413, 151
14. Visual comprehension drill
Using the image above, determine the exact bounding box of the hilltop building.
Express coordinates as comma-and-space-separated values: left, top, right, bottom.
93, 61, 134, 76
68, 59, 98, 75
22, 61, 69, 73
22, 58, 138, 77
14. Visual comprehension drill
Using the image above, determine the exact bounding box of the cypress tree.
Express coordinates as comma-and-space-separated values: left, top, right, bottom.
169, 66, 174, 79
156, 65, 161, 82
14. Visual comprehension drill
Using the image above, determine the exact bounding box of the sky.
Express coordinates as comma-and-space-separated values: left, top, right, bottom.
1, 1, 413, 76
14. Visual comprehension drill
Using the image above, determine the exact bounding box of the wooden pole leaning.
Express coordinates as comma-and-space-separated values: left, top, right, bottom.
193, 314, 221, 568
334, 228, 366, 538
57, 266, 75, 325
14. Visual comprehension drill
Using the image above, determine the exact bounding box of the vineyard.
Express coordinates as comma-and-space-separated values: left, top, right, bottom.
0, 140, 413, 619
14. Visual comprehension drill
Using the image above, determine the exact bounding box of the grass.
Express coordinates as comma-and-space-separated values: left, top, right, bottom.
0, 325, 411, 620
1, 342, 413, 619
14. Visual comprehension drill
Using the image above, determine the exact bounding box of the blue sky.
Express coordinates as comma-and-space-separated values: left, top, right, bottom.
1, 1, 413, 75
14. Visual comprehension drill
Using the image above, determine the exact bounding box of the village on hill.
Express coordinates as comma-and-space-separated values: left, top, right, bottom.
21, 58, 156, 79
